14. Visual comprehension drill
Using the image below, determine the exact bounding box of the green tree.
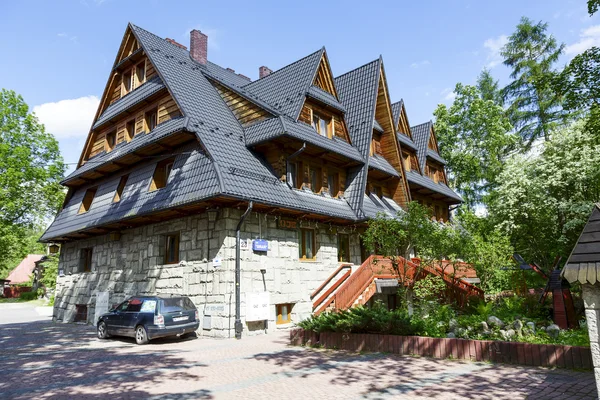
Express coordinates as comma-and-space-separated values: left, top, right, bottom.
477, 69, 503, 105
0, 89, 65, 225
589, 0, 600, 15
488, 120, 600, 269
501, 17, 567, 146
434, 83, 515, 207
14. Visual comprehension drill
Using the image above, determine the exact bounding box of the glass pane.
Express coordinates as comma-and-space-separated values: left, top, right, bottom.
288, 163, 296, 187
306, 230, 313, 259
312, 115, 319, 131
281, 305, 288, 321
310, 169, 317, 192
299, 230, 304, 258
320, 119, 328, 136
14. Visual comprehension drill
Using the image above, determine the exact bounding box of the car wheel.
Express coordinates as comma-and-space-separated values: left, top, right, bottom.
135, 325, 149, 345
97, 321, 110, 339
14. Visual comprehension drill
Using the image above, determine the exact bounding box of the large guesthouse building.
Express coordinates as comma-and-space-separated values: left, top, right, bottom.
41, 24, 461, 337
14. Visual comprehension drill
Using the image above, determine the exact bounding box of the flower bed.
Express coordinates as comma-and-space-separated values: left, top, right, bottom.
290, 328, 593, 370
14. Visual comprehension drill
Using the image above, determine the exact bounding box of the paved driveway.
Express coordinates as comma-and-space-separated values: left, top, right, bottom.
0, 308, 596, 399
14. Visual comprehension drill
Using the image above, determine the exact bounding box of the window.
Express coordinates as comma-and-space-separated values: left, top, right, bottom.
287, 162, 298, 188
80, 248, 93, 273
74, 304, 88, 323
105, 130, 116, 152
276, 303, 293, 325
78, 187, 98, 214
338, 233, 350, 263
126, 298, 143, 312
164, 233, 180, 264
135, 62, 146, 86
309, 166, 322, 193
126, 120, 135, 141
150, 158, 175, 191
145, 108, 158, 132
403, 152, 411, 171
123, 71, 132, 94
113, 175, 129, 203
328, 172, 339, 197
311, 112, 330, 137
410, 155, 419, 171
372, 185, 383, 198
299, 228, 316, 260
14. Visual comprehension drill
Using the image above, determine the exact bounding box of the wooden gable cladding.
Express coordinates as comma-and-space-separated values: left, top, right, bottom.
312, 54, 338, 98
397, 103, 412, 139
427, 124, 440, 152
212, 81, 271, 127
373, 64, 410, 208
410, 192, 450, 222
425, 162, 448, 185
86, 93, 181, 159
298, 100, 350, 142
402, 150, 420, 174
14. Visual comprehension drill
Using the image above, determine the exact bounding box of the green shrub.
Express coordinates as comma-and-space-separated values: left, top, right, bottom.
19, 291, 37, 301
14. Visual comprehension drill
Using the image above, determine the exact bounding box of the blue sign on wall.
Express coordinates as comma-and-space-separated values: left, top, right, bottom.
252, 239, 268, 252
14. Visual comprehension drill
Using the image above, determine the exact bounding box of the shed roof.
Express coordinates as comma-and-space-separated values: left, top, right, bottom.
6, 255, 44, 284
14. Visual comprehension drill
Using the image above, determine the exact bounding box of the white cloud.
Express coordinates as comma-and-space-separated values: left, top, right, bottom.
410, 60, 430, 69
566, 25, 600, 55
57, 32, 78, 43
441, 87, 457, 102
483, 34, 508, 68
33, 96, 99, 139
182, 26, 220, 50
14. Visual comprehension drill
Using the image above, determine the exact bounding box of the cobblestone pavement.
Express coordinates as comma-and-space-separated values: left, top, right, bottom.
0, 320, 596, 399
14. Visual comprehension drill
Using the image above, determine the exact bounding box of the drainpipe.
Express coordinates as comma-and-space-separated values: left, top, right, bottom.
285, 143, 306, 189
235, 201, 253, 339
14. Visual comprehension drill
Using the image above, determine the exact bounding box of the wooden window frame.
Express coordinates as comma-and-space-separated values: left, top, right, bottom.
135, 60, 146, 88
122, 70, 132, 95
80, 248, 93, 273
276, 303, 293, 325
299, 228, 317, 261
149, 158, 175, 192
126, 119, 135, 141
310, 109, 332, 138
327, 171, 339, 198
338, 233, 350, 263
145, 108, 158, 133
78, 187, 98, 214
105, 130, 116, 152
288, 162, 302, 189
309, 166, 322, 193
164, 233, 180, 265
113, 174, 129, 203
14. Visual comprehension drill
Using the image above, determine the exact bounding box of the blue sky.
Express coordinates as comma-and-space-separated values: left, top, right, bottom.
1, 0, 597, 173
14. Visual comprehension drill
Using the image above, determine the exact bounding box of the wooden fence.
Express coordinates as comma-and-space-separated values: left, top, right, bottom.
290, 328, 592, 370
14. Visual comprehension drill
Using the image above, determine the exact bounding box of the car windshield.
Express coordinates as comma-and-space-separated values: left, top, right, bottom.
161, 297, 195, 313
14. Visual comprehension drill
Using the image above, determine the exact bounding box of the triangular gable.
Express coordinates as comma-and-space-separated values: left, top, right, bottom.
312, 52, 338, 98
242, 48, 324, 120
373, 61, 411, 208
210, 80, 272, 127
391, 100, 412, 139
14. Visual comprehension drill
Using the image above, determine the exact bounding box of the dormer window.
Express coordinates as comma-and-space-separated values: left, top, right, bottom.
126, 120, 135, 141
327, 171, 339, 197
113, 175, 129, 203
312, 112, 330, 137
309, 166, 322, 193
78, 187, 98, 214
123, 71, 132, 94
135, 62, 146, 86
145, 108, 158, 132
150, 158, 175, 192
105, 130, 116, 152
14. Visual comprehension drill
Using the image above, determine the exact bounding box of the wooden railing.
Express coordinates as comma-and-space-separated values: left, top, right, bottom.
316, 255, 484, 314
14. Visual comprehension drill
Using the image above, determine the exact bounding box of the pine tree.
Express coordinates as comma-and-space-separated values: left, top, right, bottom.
501, 17, 566, 146
477, 69, 503, 105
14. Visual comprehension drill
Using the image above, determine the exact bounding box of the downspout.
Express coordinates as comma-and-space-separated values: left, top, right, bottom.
286, 143, 306, 189
235, 201, 253, 339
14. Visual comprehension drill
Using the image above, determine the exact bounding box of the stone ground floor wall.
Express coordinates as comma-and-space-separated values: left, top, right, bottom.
54, 208, 363, 337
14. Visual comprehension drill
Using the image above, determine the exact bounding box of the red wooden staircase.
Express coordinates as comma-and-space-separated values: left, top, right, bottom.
312, 255, 484, 314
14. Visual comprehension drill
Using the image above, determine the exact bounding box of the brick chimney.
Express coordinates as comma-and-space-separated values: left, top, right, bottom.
259, 66, 272, 79
190, 30, 207, 65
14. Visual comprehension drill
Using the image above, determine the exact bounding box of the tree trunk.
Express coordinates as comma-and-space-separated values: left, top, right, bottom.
406, 288, 415, 317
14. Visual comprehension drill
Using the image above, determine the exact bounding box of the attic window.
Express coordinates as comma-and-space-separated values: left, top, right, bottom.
309, 166, 322, 193
105, 130, 116, 152
135, 62, 146, 86
113, 175, 129, 203
327, 171, 339, 197
311, 112, 330, 138
150, 158, 175, 192
123, 71, 132, 94
78, 187, 98, 214
145, 108, 158, 132
126, 120, 135, 141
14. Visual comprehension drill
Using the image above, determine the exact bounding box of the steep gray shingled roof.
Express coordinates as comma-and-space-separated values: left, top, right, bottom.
373, 119, 384, 133
130, 25, 359, 221
411, 121, 432, 173
93, 76, 166, 130
427, 149, 447, 165
41, 143, 221, 241
306, 86, 346, 113
397, 133, 417, 151
63, 117, 187, 184
563, 204, 600, 284
241, 48, 324, 119
391, 100, 402, 128
391, 99, 418, 151
244, 116, 363, 163
405, 170, 462, 203
335, 59, 381, 218
369, 155, 399, 177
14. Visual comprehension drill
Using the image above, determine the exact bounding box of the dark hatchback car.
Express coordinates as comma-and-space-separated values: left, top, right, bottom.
97, 295, 199, 345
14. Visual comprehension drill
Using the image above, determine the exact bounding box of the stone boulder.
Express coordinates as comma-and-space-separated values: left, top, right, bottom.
449, 319, 458, 332
526, 321, 536, 333
480, 321, 490, 333
546, 324, 560, 339
446, 332, 456, 338
487, 315, 504, 328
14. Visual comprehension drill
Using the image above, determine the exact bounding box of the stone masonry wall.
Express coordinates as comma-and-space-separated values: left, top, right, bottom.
54, 208, 362, 338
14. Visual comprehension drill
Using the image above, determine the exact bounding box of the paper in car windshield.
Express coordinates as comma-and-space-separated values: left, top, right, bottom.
141, 300, 156, 312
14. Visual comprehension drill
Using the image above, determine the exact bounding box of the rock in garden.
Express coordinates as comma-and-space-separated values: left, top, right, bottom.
506, 329, 516, 339
447, 332, 456, 338
513, 320, 523, 331
480, 321, 489, 332
546, 324, 560, 339
526, 322, 535, 332
487, 316, 504, 328
449, 319, 458, 331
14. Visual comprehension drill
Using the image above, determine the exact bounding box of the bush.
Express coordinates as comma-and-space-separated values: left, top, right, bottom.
19, 291, 37, 301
